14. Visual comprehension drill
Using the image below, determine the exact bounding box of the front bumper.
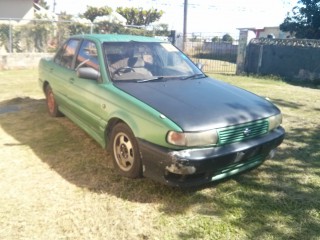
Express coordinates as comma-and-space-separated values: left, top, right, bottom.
138, 127, 285, 187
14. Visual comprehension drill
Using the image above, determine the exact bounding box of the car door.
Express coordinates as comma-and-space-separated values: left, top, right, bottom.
65, 39, 108, 142
50, 38, 81, 109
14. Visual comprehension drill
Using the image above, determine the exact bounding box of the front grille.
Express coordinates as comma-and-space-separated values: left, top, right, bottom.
217, 119, 269, 145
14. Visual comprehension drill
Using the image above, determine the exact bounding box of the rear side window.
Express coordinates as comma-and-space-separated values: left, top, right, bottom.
54, 39, 80, 69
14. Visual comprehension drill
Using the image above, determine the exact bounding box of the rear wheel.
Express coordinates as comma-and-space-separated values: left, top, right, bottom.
110, 123, 142, 178
45, 85, 63, 117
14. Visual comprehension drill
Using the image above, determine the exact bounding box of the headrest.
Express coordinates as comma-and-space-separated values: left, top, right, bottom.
128, 57, 145, 68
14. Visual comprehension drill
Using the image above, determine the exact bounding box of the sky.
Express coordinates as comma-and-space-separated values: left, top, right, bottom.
51, 0, 297, 36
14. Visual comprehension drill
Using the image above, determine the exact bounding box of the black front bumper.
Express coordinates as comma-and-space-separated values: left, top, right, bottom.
138, 127, 285, 187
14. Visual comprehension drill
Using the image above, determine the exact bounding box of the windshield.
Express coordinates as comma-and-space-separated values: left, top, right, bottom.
103, 41, 204, 81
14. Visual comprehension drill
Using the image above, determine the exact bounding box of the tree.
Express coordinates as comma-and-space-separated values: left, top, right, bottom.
116, 7, 163, 26
211, 36, 220, 42
280, 0, 320, 39
82, 6, 113, 22
222, 33, 233, 43
153, 23, 170, 36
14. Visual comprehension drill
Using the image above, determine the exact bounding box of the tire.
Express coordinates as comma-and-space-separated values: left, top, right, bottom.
45, 85, 63, 117
110, 123, 142, 178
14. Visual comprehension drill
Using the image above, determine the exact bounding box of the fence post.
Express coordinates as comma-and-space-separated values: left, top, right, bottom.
90, 22, 93, 34
9, 19, 12, 53
236, 30, 249, 75
257, 45, 264, 74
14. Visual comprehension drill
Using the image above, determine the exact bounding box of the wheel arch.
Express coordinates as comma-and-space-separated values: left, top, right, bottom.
105, 118, 121, 142
104, 107, 143, 148
43, 80, 50, 93
105, 117, 130, 150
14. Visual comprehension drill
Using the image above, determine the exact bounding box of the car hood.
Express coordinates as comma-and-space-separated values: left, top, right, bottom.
114, 77, 280, 131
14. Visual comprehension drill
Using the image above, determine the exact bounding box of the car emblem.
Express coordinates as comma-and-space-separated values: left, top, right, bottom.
243, 128, 251, 136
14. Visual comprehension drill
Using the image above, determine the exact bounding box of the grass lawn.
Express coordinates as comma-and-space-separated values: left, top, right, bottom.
0, 69, 319, 239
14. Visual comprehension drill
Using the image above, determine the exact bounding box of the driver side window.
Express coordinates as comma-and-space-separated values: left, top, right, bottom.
75, 40, 99, 71
54, 39, 80, 69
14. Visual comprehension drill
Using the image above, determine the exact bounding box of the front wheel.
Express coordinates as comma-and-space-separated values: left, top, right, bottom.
110, 123, 142, 178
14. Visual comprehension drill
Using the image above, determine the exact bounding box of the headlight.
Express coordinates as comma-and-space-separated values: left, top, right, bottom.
268, 113, 282, 131
167, 129, 218, 147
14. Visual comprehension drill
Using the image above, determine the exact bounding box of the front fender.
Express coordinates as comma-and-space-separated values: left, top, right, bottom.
102, 84, 182, 148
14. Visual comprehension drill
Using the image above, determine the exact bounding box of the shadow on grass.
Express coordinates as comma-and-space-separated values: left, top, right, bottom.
1, 97, 319, 239
0, 97, 188, 200
272, 98, 304, 110
239, 73, 320, 90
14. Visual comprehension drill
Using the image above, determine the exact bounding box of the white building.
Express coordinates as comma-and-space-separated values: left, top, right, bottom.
0, 0, 57, 22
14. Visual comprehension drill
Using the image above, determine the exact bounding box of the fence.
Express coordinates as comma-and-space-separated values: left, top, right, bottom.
172, 32, 238, 74
246, 38, 320, 84
184, 40, 238, 74
0, 18, 239, 74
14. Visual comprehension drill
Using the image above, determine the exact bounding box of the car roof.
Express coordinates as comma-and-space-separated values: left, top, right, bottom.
72, 34, 164, 43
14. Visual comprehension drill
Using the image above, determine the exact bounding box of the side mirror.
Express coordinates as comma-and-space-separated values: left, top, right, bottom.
77, 67, 100, 81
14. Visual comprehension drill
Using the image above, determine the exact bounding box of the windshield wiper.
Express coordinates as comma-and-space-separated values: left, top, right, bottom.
182, 73, 206, 80
137, 76, 164, 83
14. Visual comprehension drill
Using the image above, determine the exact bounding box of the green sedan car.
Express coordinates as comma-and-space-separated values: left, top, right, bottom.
38, 34, 285, 187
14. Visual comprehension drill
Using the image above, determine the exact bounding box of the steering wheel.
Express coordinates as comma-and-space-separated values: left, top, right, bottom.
114, 67, 135, 75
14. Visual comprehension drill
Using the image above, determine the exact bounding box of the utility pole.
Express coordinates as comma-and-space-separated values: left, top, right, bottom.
53, 0, 56, 13
183, 0, 188, 51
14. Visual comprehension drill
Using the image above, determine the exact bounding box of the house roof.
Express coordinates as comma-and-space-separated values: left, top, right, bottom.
33, 2, 58, 20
